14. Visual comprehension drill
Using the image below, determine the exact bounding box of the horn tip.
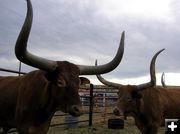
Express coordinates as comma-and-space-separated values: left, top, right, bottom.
95, 59, 98, 66
121, 31, 125, 37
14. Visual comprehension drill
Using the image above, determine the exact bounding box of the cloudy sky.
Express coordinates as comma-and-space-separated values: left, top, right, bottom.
0, 0, 180, 85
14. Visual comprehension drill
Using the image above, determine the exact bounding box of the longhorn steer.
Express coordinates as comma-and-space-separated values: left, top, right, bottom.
0, 0, 125, 133
95, 49, 179, 134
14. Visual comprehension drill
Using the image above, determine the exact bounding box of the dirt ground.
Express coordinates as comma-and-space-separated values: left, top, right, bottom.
6, 116, 165, 134
47, 117, 165, 134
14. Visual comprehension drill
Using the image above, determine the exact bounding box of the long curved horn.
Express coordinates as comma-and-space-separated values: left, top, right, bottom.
137, 49, 165, 90
78, 31, 125, 75
15, 0, 57, 72
161, 72, 166, 88
15, 0, 124, 74
96, 49, 165, 90
95, 60, 122, 88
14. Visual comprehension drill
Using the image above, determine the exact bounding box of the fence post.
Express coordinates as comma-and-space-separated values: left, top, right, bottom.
89, 83, 94, 126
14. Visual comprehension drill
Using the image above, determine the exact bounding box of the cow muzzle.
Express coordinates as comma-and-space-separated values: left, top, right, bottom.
68, 105, 83, 117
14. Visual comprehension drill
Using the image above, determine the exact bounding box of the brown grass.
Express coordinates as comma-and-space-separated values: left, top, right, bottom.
48, 107, 165, 134
7, 106, 165, 134
48, 116, 165, 134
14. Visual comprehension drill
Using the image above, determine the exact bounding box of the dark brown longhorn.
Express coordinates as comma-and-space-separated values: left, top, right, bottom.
0, 0, 125, 133
96, 49, 168, 134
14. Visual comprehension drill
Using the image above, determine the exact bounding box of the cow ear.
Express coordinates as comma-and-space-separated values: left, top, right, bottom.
57, 78, 66, 87
79, 77, 90, 85
131, 90, 142, 99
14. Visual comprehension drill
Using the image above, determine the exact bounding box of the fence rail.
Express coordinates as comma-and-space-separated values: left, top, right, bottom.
0, 67, 26, 74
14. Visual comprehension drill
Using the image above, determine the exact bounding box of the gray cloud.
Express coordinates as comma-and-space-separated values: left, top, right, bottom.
0, 0, 180, 84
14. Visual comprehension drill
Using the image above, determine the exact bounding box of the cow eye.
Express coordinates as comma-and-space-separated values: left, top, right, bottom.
57, 79, 66, 87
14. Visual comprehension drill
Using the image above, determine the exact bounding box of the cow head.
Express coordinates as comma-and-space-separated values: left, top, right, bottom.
15, 0, 125, 117
43, 61, 83, 116
96, 49, 164, 118
113, 85, 144, 118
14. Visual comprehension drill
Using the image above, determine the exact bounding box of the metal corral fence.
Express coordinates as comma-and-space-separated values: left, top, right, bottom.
50, 84, 118, 128
0, 68, 119, 133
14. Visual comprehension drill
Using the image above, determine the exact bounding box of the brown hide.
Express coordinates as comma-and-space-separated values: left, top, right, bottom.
115, 86, 180, 134
0, 61, 82, 134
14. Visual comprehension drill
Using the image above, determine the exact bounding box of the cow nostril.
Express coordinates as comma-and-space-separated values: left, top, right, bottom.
113, 108, 120, 116
72, 106, 80, 113
69, 105, 83, 117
